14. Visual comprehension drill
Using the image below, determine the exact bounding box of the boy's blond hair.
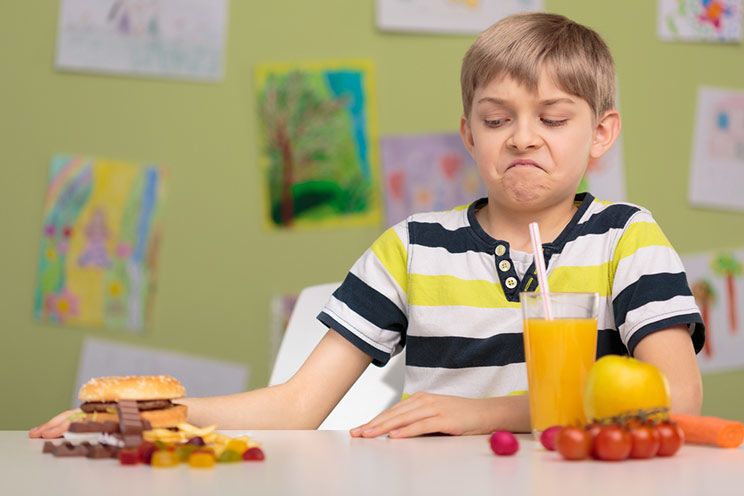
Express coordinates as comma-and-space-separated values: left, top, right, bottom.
460, 13, 615, 120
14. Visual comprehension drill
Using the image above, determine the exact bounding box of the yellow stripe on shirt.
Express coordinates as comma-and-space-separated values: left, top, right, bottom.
371, 227, 408, 294
408, 274, 520, 308
610, 221, 672, 285
549, 263, 612, 296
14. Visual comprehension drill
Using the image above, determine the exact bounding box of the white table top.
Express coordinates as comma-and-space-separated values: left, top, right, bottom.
3, 430, 743, 496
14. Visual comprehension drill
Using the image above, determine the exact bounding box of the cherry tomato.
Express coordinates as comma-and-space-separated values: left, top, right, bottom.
656, 421, 684, 457
629, 424, 660, 459
585, 423, 602, 457
556, 426, 592, 461
593, 425, 632, 461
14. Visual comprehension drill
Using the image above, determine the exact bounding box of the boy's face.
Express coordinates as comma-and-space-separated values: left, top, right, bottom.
460, 70, 618, 212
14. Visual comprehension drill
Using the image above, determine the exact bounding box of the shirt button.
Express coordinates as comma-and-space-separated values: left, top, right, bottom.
495, 244, 506, 256
505, 277, 518, 289
498, 260, 511, 272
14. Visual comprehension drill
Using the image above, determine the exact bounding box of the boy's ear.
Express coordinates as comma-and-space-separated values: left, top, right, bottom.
590, 110, 621, 160
460, 115, 476, 156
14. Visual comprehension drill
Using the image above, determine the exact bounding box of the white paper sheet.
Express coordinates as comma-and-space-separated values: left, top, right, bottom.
56, 0, 229, 81
376, 0, 543, 35
73, 337, 249, 407
689, 86, 744, 211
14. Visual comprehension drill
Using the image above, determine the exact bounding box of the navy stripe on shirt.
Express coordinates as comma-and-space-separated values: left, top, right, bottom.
408, 222, 491, 254
556, 203, 640, 248
613, 272, 693, 329
405, 334, 525, 369
406, 329, 636, 369
318, 312, 392, 367
626, 313, 705, 356
333, 272, 408, 334
409, 203, 640, 256
597, 328, 629, 357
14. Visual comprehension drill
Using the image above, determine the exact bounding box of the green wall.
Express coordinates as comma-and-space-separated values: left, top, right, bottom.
1, 1, 742, 430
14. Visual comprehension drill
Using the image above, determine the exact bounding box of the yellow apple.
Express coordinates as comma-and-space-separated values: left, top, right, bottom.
583, 355, 671, 421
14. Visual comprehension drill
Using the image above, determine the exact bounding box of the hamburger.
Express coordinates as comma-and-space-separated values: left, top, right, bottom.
77, 375, 187, 428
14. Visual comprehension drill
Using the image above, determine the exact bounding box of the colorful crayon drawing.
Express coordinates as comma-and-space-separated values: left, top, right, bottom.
709, 96, 744, 161
658, 0, 742, 42
376, 0, 544, 35
380, 133, 486, 227
55, 0, 229, 81
689, 87, 744, 211
683, 248, 744, 372
34, 155, 167, 332
256, 60, 381, 230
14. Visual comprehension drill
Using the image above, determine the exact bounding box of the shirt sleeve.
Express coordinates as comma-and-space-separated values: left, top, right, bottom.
317, 220, 410, 366
610, 209, 705, 356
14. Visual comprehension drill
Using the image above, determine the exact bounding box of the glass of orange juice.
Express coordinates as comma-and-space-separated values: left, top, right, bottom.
520, 292, 599, 437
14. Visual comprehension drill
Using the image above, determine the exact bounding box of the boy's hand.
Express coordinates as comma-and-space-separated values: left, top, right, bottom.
28, 409, 80, 439
349, 392, 491, 438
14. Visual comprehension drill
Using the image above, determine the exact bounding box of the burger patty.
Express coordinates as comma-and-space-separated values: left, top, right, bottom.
80, 400, 173, 413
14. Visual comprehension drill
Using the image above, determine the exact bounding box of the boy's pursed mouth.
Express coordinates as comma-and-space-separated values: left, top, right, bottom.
506, 159, 544, 171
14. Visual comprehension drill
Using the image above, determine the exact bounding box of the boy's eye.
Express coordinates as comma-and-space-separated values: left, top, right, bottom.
484, 119, 508, 128
542, 118, 568, 127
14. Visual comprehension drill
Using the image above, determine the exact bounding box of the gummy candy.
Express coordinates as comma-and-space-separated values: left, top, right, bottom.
175, 445, 197, 462
217, 449, 242, 463
243, 447, 265, 461
225, 439, 248, 455
188, 451, 216, 468
186, 436, 205, 446
151, 450, 180, 468
118, 449, 140, 465
137, 441, 157, 464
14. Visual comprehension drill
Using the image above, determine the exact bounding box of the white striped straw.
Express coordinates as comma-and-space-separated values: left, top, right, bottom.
528, 222, 553, 320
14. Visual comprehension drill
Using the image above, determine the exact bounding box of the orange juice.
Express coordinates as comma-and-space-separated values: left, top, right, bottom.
523, 318, 597, 432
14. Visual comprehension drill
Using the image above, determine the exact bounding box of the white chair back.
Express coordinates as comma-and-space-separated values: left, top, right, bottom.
269, 282, 405, 430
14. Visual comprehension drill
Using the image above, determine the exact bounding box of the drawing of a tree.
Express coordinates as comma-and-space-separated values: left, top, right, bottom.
691, 279, 716, 358
711, 253, 742, 334
259, 70, 366, 227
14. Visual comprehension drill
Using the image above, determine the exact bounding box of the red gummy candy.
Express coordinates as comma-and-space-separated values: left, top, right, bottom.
137, 441, 157, 464
242, 447, 265, 461
186, 436, 206, 446
118, 448, 140, 465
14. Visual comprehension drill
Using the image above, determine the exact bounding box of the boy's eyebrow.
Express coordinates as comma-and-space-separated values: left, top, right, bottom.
476, 97, 576, 106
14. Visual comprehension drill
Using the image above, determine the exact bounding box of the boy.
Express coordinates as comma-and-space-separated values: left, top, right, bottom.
31, 13, 704, 440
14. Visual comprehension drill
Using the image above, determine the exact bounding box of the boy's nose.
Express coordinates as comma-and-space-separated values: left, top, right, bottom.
507, 122, 541, 151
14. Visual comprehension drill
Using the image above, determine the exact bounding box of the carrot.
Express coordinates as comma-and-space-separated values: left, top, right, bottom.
671, 414, 744, 448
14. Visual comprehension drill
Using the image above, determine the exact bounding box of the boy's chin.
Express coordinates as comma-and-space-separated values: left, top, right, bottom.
491, 186, 576, 213
497, 183, 551, 206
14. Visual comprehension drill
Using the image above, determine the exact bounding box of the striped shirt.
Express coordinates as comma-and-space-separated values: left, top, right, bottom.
318, 193, 705, 398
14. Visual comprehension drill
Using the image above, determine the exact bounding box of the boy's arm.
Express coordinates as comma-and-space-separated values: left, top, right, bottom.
30, 329, 371, 437
632, 326, 703, 415
182, 329, 372, 429
350, 393, 531, 438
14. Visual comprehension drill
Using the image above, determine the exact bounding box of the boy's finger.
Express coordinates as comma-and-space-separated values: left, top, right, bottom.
28, 409, 79, 438
354, 400, 422, 434
388, 416, 441, 438
361, 408, 436, 438
40, 424, 68, 439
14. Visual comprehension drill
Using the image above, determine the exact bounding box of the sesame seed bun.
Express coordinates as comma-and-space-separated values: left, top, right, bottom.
78, 375, 186, 402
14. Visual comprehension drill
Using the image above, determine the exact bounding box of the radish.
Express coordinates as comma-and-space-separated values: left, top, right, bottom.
540, 425, 562, 451
489, 431, 519, 456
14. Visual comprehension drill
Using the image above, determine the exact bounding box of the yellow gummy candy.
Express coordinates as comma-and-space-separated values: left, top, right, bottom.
188, 451, 216, 468
225, 439, 248, 455
151, 450, 180, 468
